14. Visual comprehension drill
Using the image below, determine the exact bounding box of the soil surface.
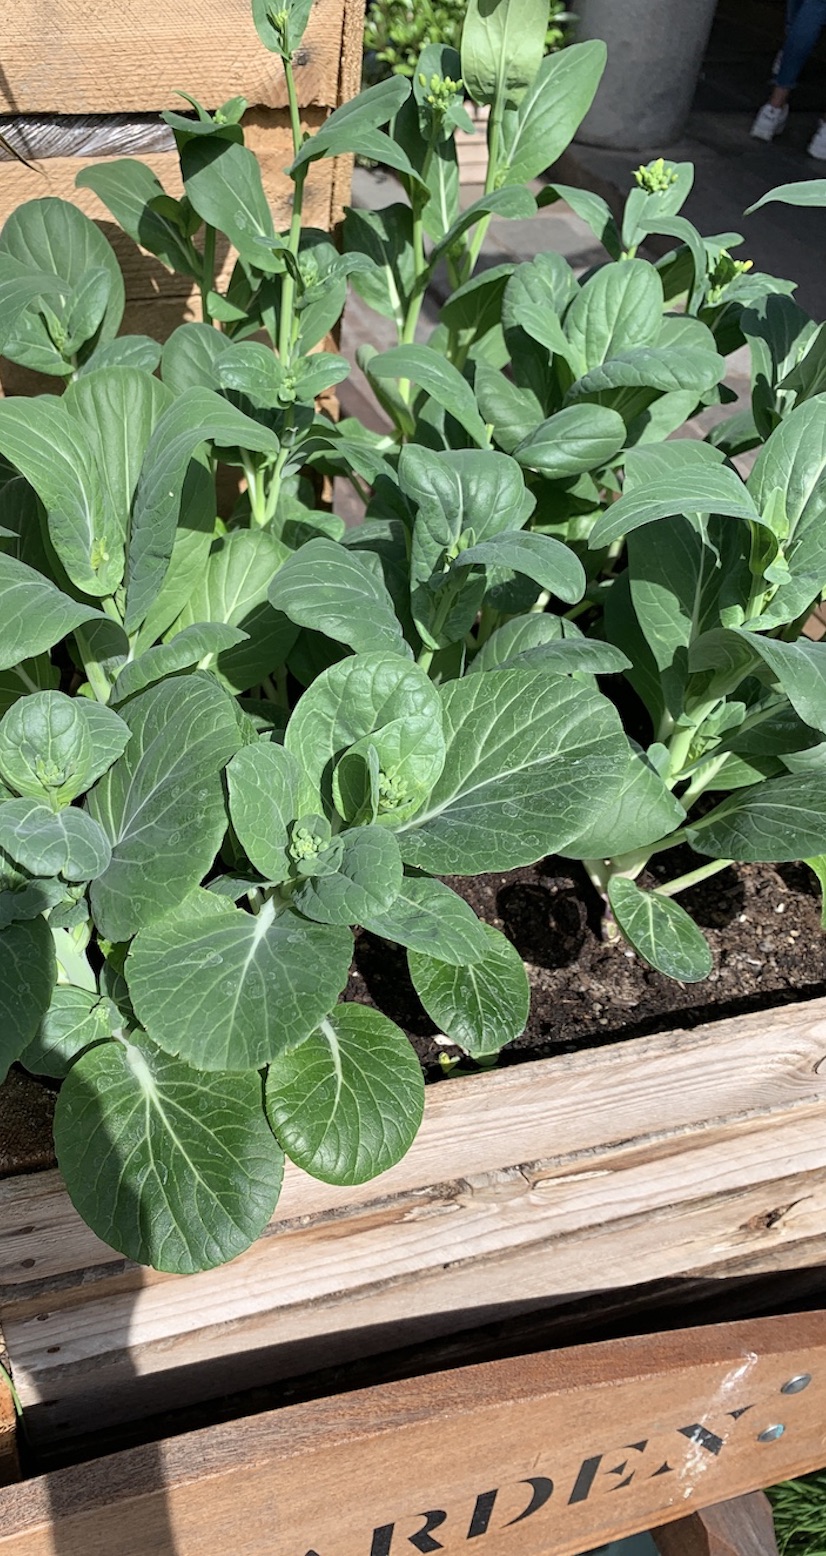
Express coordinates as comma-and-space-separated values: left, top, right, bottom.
346, 849, 826, 1080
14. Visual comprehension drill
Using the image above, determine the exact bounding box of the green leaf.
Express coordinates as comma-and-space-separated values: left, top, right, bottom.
514, 404, 626, 478
0, 254, 66, 355
469, 613, 627, 676
127, 889, 352, 1070
461, 0, 548, 108
566, 345, 724, 402
252, 0, 313, 55
171, 527, 297, 694
285, 653, 445, 816
0, 397, 124, 597
76, 160, 201, 277
804, 856, 826, 928
398, 669, 629, 873
499, 42, 606, 186
111, 622, 247, 703
125, 388, 280, 633
607, 876, 712, 983
746, 180, 826, 213
0, 691, 130, 805
76, 335, 162, 376
180, 138, 275, 268
590, 443, 759, 548
409, 922, 529, 1056
366, 345, 489, 446
474, 363, 544, 454
87, 674, 242, 941
0, 198, 124, 375
293, 825, 403, 925
687, 773, 826, 862
63, 364, 172, 563
360, 874, 488, 965
565, 258, 663, 374
721, 631, 826, 736
429, 186, 536, 269
453, 531, 585, 603
0, 916, 56, 1083
53, 1033, 284, 1273
559, 748, 685, 861
746, 395, 826, 627
539, 182, 620, 258
291, 77, 411, 171
0, 798, 111, 881
269, 537, 411, 657
342, 204, 415, 329
21, 984, 110, 1079
266, 1004, 424, 1185
161, 321, 233, 393
227, 741, 318, 883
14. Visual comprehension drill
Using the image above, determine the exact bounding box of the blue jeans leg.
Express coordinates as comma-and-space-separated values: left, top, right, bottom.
777, 0, 826, 86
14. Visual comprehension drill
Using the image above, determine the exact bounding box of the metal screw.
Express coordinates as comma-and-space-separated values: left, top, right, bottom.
758, 1425, 786, 1442
781, 1374, 812, 1395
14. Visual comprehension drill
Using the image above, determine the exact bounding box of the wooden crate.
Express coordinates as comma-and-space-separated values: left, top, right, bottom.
2, 994, 826, 1456
0, 1311, 823, 1555
0, 0, 364, 392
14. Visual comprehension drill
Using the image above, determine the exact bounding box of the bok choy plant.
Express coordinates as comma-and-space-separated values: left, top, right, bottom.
0, 0, 824, 1274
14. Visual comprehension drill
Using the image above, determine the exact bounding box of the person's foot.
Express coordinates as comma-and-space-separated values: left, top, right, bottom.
808, 119, 826, 157
751, 101, 789, 140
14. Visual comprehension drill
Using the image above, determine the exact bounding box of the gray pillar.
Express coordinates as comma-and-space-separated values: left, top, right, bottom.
573, 0, 719, 149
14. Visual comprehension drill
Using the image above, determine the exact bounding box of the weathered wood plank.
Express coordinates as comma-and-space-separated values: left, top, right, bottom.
653, 1492, 780, 1556
0, 0, 357, 114
0, 1314, 823, 1556
0, 1367, 18, 1490
3, 999, 826, 1447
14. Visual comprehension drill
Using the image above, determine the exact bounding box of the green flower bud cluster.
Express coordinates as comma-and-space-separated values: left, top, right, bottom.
633, 157, 678, 194
377, 769, 409, 811
706, 248, 753, 305
418, 71, 463, 111
289, 825, 327, 862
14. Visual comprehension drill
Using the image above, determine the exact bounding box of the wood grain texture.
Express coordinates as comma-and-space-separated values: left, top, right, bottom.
653, 1492, 780, 1556
0, 1314, 824, 1556
0, 0, 361, 113
3, 998, 826, 1447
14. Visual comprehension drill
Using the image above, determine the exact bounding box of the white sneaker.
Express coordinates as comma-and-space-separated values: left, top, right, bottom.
808, 119, 826, 158
751, 102, 789, 140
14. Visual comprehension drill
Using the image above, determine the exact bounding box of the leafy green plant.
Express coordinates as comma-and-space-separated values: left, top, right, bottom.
364, 0, 570, 83
0, 0, 825, 1276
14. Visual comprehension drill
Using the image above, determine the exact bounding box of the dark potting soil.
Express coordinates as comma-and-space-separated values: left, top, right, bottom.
346, 850, 826, 1080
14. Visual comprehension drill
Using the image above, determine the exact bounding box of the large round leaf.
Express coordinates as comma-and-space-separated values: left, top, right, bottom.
0, 798, 111, 881
266, 1005, 424, 1184
54, 1034, 284, 1273
127, 888, 352, 1071
87, 674, 242, 942
408, 923, 529, 1056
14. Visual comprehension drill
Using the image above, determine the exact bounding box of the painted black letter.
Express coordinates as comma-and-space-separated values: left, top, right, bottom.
467, 1491, 498, 1539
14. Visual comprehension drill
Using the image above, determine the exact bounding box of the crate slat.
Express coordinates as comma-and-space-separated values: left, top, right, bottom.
0, 0, 349, 113
0, 1313, 824, 1556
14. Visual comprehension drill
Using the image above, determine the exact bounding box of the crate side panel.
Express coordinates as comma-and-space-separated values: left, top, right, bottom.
0, 1315, 825, 1556
0, 0, 353, 113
